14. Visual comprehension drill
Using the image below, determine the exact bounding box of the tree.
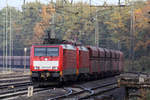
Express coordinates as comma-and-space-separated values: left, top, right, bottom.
19, 1, 43, 47
33, 4, 55, 43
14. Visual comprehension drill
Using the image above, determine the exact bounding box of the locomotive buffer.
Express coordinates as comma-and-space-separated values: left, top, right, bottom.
117, 72, 150, 100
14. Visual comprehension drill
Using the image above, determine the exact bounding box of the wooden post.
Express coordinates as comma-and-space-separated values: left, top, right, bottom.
27, 86, 33, 97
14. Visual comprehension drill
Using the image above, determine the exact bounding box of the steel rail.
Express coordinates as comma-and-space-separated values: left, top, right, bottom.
48, 82, 117, 100
0, 75, 29, 79
0, 87, 50, 100
0, 81, 31, 89
47, 88, 73, 100
80, 83, 118, 99
0, 77, 30, 83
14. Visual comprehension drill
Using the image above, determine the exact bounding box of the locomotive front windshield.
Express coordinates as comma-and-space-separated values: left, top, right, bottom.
34, 47, 59, 56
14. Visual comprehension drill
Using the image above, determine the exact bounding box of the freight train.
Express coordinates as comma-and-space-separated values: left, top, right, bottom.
0, 56, 30, 68
30, 42, 124, 85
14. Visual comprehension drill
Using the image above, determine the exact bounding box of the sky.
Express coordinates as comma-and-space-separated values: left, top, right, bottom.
0, 0, 126, 10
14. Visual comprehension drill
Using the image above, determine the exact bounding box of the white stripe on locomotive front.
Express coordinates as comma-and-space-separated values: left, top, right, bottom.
33, 61, 59, 69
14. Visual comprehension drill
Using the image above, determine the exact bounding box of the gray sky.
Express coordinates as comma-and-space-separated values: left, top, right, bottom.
0, 0, 126, 10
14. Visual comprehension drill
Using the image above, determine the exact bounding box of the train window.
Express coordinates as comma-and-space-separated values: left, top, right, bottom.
34, 47, 59, 57
47, 47, 59, 56
34, 47, 46, 56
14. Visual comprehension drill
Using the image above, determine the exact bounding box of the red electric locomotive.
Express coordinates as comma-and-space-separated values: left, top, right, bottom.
30, 44, 79, 84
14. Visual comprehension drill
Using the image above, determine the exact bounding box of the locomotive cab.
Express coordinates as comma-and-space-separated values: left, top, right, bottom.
30, 45, 63, 83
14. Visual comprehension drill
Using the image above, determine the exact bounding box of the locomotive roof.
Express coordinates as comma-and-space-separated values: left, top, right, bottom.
32, 44, 76, 50
61, 44, 76, 50
32, 44, 63, 46
77, 46, 88, 51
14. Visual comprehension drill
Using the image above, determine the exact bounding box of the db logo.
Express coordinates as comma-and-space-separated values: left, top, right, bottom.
45, 58, 48, 61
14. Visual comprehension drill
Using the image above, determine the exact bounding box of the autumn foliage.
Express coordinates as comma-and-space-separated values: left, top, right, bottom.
33, 4, 55, 42
0, 0, 149, 71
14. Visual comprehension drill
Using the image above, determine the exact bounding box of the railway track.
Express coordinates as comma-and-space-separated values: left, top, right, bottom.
0, 86, 50, 100
0, 76, 119, 100
0, 74, 53, 100
48, 81, 117, 100
0, 77, 29, 83
18, 77, 119, 100
0, 75, 30, 90
0, 74, 29, 79
0, 78, 31, 100
0, 81, 31, 90
0, 75, 47, 100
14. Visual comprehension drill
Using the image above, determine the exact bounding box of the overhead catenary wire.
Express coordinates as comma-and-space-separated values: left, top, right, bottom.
1, 0, 129, 52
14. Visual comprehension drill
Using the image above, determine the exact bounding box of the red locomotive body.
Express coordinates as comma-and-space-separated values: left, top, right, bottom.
62, 44, 77, 79
76, 46, 89, 75
30, 44, 78, 83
